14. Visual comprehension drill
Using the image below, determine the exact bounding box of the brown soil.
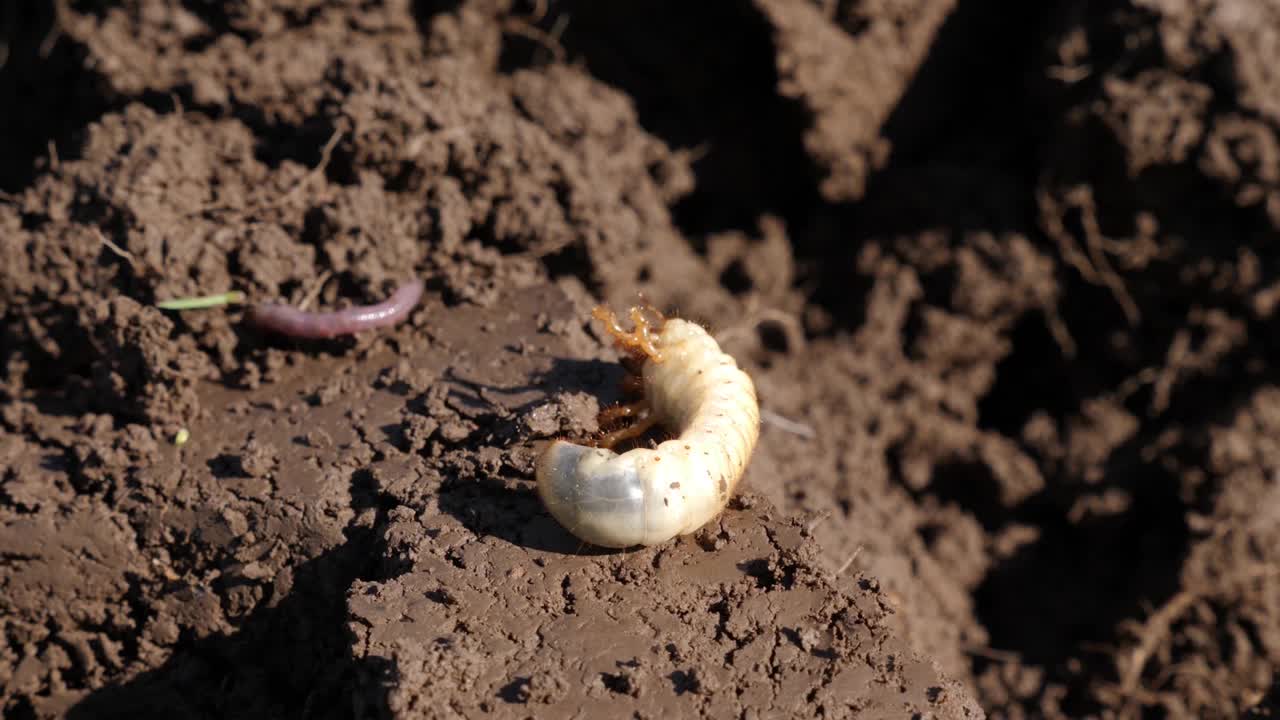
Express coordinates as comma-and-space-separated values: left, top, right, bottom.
1, 1, 1278, 718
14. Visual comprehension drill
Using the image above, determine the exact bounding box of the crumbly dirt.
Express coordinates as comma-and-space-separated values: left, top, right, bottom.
2, 1, 1279, 718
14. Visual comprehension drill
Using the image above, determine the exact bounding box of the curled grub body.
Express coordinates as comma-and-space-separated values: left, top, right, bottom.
246, 280, 424, 339
537, 306, 760, 548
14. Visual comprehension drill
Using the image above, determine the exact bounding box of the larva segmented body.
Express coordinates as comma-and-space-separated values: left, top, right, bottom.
537, 311, 760, 548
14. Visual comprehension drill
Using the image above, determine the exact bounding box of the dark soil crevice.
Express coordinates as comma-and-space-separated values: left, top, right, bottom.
876, 0, 1062, 176
792, 0, 1067, 334
971, 469, 1190, 715
0, 2, 117, 192
503, 0, 821, 239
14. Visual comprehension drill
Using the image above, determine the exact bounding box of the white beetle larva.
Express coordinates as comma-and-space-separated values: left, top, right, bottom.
536, 305, 761, 548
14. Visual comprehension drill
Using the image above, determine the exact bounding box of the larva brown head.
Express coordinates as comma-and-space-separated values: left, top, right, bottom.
591, 304, 666, 364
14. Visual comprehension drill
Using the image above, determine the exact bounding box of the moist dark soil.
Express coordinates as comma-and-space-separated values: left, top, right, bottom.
2, 1, 1279, 718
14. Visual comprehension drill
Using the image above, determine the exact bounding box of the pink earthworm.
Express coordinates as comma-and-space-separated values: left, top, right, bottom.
246, 279, 424, 339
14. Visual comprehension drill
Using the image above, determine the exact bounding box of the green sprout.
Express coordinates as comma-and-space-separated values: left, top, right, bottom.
156, 291, 245, 311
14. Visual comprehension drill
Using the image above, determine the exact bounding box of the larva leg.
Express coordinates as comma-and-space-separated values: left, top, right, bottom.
595, 409, 659, 449
597, 399, 649, 427
592, 365, 653, 449
620, 371, 645, 396
592, 305, 665, 363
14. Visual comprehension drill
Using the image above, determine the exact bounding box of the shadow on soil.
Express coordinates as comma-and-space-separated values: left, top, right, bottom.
435, 356, 625, 555
490, 0, 820, 237
69, 494, 394, 719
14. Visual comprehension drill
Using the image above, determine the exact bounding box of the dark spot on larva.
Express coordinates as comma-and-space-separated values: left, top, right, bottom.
670, 481, 680, 489
684, 444, 691, 450
718, 476, 728, 494
654, 456, 661, 462
664, 498, 669, 507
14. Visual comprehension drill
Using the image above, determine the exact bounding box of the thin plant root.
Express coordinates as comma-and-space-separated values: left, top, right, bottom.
715, 304, 806, 355
297, 270, 333, 311
1115, 565, 1280, 718
760, 408, 816, 439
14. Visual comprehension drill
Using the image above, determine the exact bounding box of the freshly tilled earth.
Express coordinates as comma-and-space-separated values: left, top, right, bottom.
2, 1, 1279, 718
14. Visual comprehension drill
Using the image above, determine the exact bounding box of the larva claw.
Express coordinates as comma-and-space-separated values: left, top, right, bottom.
597, 400, 648, 427
592, 304, 666, 363
595, 407, 659, 449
